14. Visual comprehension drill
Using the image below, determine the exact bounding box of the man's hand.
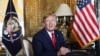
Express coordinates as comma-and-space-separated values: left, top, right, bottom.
57, 47, 70, 56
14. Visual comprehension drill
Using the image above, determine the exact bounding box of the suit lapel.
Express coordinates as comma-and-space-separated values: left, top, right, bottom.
42, 28, 54, 49
42, 28, 60, 50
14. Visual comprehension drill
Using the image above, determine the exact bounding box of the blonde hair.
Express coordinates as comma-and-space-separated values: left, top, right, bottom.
43, 13, 56, 23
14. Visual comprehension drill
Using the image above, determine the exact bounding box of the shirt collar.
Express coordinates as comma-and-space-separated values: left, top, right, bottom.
46, 30, 54, 39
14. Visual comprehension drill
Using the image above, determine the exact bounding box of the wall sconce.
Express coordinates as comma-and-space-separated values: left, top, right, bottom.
55, 4, 73, 40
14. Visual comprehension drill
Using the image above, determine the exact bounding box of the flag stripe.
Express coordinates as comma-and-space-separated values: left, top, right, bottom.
85, 4, 98, 36
75, 11, 90, 44
90, 2, 98, 27
77, 11, 93, 41
73, 22, 85, 46
72, 27, 85, 46
74, 21, 87, 45
87, 3, 98, 29
76, 7, 93, 42
81, 8, 95, 40
72, 0, 99, 48
74, 11, 89, 45
74, 21, 88, 45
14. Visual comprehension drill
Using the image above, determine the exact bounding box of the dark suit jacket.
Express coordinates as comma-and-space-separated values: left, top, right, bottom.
32, 28, 67, 56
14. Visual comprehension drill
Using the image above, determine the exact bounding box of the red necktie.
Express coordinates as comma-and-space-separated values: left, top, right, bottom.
51, 33, 56, 48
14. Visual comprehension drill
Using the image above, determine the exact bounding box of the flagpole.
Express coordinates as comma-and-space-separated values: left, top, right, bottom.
94, 0, 100, 56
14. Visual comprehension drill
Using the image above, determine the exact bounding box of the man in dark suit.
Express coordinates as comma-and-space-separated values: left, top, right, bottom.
32, 13, 70, 56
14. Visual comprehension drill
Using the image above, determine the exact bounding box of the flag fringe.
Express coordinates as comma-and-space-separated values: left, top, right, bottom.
72, 29, 100, 48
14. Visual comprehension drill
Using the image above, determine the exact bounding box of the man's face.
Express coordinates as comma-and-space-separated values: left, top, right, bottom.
44, 16, 56, 31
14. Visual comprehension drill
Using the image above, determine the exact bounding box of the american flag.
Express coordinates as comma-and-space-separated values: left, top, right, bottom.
72, 0, 99, 48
